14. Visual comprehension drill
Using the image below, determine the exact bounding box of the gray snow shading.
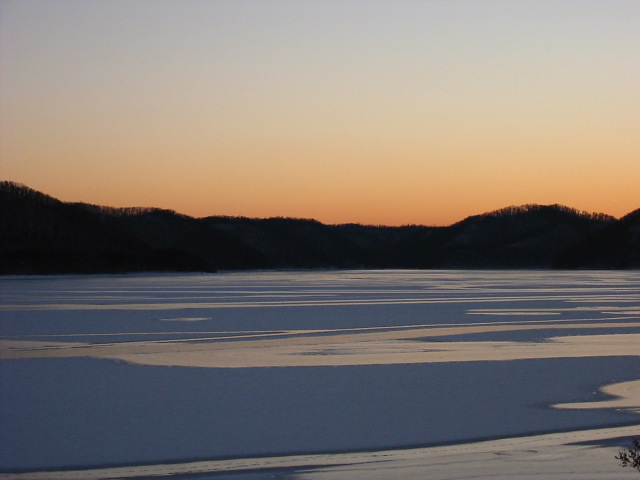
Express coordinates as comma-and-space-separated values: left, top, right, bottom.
1, 356, 639, 470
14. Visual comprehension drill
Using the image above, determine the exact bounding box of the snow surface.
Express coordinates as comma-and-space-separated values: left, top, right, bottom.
1, 270, 639, 479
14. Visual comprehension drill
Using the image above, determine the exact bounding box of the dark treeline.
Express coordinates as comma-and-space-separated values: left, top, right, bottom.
1, 181, 638, 274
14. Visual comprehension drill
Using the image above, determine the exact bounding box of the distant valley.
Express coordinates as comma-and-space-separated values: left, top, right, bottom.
1, 181, 638, 274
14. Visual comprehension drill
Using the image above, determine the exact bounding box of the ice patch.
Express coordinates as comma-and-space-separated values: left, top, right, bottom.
553, 380, 640, 414
157, 317, 210, 322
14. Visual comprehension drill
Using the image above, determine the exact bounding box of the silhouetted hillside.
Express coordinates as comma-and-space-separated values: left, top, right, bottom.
412, 204, 614, 268
0, 182, 254, 273
204, 217, 423, 269
556, 208, 640, 268
1, 181, 637, 274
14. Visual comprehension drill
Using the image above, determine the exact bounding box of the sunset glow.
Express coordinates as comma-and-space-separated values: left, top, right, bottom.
1, 0, 638, 226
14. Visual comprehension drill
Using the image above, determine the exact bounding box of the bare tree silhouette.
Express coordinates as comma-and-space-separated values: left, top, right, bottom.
616, 437, 640, 474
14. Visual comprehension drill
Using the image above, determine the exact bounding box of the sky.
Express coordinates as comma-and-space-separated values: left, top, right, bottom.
1, 0, 638, 226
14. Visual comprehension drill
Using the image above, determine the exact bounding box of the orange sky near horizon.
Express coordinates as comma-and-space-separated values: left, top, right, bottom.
1, 0, 638, 226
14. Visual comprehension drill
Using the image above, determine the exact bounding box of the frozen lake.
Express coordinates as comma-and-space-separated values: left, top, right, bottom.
1, 270, 639, 479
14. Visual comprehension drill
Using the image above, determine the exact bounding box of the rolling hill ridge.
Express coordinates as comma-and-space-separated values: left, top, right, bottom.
1, 181, 638, 273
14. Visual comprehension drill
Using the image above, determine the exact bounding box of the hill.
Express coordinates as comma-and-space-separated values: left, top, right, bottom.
1, 181, 637, 274
556, 208, 640, 268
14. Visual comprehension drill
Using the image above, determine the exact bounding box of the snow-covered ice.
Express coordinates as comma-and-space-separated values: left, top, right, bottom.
1, 270, 639, 479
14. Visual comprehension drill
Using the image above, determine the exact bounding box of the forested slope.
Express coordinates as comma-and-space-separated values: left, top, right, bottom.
1, 181, 637, 274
